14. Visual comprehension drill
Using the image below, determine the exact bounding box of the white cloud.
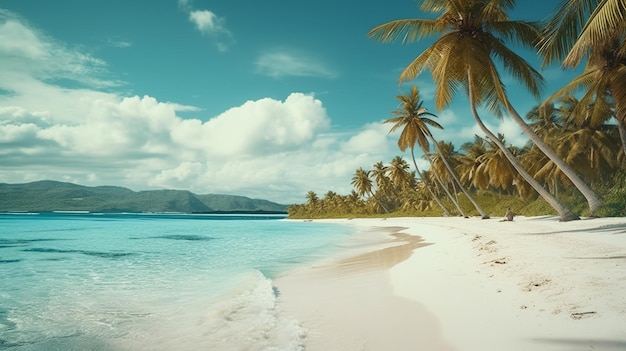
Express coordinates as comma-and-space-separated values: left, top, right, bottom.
184, 7, 233, 51
0, 9, 423, 204
0, 10, 119, 89
189, 10, 223, 35
255, 50, 336, 79
342, 122, 391, 155
108, 39, 132, 48
451, 115, 528, 149
169, 93, 331, 157
0, 81, 407, 203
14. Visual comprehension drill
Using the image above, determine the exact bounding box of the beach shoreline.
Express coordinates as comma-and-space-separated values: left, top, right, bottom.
274, 216, 626, 351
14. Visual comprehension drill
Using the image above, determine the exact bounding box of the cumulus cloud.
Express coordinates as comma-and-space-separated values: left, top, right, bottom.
0, 13, 360, 204
1, 9, 497, 204
255, 50, 337, 79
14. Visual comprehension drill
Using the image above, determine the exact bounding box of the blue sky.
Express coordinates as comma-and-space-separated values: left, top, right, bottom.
0, 0, 576, 204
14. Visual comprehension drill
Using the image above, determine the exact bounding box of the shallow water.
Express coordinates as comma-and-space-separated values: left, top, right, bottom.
0, 213, 354, 350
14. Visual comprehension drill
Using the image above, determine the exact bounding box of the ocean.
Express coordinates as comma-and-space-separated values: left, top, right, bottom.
0, 212, 357, 351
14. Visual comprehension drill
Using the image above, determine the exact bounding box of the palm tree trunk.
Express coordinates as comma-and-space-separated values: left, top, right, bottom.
617, 119, 626, 158
368, 190, 390, 214
422, 152, 466, 217
429, 136, 490, 219
611, 82, 626, 157
410, 148, 451, 216
504, 100, 602, 215
468, 75, 579, 221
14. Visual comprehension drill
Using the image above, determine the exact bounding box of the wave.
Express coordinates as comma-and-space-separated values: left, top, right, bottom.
196, 269, 307, 351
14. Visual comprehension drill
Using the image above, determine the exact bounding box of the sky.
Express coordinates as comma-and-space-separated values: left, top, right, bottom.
0, 0, 578, 205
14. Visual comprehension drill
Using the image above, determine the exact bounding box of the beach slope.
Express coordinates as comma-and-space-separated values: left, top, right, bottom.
275, 216, 626, 351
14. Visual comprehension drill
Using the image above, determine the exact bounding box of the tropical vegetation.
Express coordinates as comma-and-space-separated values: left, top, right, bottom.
288, 0, 626, 220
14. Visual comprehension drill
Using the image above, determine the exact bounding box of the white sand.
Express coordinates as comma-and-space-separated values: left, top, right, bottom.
274, 216, 626, 351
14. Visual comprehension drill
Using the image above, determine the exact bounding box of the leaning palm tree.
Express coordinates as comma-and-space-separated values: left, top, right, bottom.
541, 30, 626, 155
369, 0, 584, 221
382, 90, 455, 216
384, 87, 466, 217
539, 0, 626, 159
385, 85, 489, 218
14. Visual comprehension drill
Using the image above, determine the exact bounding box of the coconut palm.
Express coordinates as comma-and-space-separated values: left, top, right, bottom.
457, 136, 492, 191
555, 96, 619, 180
388, 156, 413, 190
352, 167, 390, 213
382, 89, 454, 216
542, 33, 626, 155
483, 135, 527, 195
526, 103, 563, 140
370, 161, 394, 212
458, 135, 528, 196
384, 87, 465, 216
347, 190, 363, 213
371, 162, 391, 192
385, 85, 488, 218
538, 0, 626, 157
352, 168, 373, 199
368, 0, 585, 220
305, 191, 319, 215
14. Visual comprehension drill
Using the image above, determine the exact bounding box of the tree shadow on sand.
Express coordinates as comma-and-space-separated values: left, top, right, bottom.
534, 338, 626, 350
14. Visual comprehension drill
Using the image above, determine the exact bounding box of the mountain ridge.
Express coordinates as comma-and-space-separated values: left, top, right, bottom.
0, 180, 288, 213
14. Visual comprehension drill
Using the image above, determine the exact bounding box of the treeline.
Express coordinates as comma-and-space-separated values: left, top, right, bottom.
290, 0, 626, 220
289, 96, 626, 219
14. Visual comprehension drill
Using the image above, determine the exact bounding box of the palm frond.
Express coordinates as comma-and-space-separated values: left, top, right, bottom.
368, 19, 440, 44
566, 0, 626, 66
490, 38, 544, 98
488, 20, 541, 48
537, 0, 598, 66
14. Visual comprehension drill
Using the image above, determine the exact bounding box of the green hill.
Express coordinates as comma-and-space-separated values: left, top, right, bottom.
0, 180, 288, 213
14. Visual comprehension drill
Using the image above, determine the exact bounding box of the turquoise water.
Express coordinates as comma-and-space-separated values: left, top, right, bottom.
0, 213, 355, 351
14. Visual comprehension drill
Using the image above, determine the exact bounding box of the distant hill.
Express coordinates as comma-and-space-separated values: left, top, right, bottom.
0, 180, 288, 213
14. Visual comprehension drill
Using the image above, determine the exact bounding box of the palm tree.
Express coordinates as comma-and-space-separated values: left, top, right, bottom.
385, 85, 488, 218
432, 139, 491, 218
305, 191, 319, 215
382, 89, 453, 216
388, 156, 413, 190
538, 0, 626, 160
555, 96, 619, 181
483, 135, 528, 195
457, 136, 492, 191
323, 191, 339, 213
352, 168, 373, 199
459, 135, 528, 197
526, 103, 563, 140
369, 0, 583, 221
351, 167, 390, 213
371, 162, 391, 192
347, 190, 363, 213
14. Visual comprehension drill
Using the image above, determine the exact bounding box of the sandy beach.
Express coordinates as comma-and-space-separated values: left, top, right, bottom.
274, 216, 626, 351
